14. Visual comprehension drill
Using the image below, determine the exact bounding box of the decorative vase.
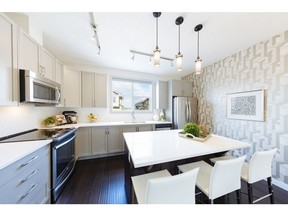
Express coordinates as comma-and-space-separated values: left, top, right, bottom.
159, 109, 166, 121
153, 113, 160, 121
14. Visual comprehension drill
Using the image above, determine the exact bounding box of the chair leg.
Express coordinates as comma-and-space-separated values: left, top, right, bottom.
267, 177, 274, 204
236, 189, 242, 204
247, 183, 253, 204
226, 193, 230, 204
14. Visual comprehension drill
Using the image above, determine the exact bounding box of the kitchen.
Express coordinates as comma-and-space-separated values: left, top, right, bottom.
1, 2, 288, 211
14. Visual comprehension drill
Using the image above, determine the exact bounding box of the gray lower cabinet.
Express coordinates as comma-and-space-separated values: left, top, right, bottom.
76, 126, 123, 159
122, 124, 154, 133
0, 145, 50, 204
76, 124, 155, 159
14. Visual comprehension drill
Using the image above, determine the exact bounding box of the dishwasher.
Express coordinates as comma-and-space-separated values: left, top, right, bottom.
155, 123, 172, 131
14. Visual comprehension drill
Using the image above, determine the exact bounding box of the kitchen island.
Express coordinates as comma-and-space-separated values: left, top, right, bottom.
123, 129, 251, 203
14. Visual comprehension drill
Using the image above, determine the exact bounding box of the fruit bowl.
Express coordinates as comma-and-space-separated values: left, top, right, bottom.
88, 113, 97, 122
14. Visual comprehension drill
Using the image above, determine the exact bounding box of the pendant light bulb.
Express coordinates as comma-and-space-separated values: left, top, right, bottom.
175, 16, 184, 72
194, 24, 203, 75
154, 47, 161, 67
153, 12, 161, 68
176, 53, 183, 71
195, 57, 202, 74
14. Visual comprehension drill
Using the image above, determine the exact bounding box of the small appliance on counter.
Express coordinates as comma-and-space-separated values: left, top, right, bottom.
55, 115, 67, 125
62, 111, 78, 124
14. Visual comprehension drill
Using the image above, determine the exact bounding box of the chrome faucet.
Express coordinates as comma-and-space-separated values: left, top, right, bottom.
131, 111, 136, 122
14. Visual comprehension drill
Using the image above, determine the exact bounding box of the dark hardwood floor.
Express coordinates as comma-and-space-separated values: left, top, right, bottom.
55, 155, 288, 204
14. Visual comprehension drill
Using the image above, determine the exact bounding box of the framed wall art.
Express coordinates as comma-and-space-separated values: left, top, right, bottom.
226, 89, 265, 121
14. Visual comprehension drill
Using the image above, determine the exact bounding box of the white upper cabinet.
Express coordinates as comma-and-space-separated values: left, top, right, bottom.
41, 48, 54, 81
63, 67, 81, 107
81, 71, 94, 107
18, 28, 41, 74
0, 13, 18, 106
170, 79, 193, 97
55, 58, 63, 85
18, 28, 55, 81
81, 71, 107, 108
156, 80, 168, 109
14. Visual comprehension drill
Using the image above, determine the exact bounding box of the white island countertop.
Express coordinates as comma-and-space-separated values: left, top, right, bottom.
123, 129, 251, 168
0, 140, 52, 171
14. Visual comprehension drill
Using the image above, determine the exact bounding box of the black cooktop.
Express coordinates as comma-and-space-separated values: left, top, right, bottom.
0, 128, 76, 143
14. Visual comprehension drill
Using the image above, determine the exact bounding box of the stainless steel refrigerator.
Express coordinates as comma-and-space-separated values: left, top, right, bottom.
173, 96, 198, 129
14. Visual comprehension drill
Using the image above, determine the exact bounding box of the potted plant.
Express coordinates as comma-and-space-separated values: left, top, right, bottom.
183, 123, 200, 137
43, 116, 57, 127
180, 123, 211, 141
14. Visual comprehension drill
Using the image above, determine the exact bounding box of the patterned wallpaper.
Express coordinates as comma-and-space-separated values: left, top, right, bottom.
182, 30, 288, 188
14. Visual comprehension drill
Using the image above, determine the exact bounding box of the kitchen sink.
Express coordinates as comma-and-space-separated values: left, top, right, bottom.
124, 121, 146, 124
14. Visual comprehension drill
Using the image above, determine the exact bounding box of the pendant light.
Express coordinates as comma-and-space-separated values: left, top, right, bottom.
175, 16, 184, 72
153, 12, 161, 67
194, 24, 203, 74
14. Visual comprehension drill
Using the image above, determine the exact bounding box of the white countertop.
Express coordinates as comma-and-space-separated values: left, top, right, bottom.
50, 120, 172, 129
0, 120, 172, 171
123, 129, 251, 168
0, 139, 52, 171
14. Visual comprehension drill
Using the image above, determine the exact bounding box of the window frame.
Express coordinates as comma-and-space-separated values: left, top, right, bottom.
111, 77, 154, 113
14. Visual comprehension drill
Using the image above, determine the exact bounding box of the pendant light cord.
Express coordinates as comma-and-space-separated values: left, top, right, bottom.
178, 25, 181, 54
156, 17, 159, 49
197, 31, 200, 58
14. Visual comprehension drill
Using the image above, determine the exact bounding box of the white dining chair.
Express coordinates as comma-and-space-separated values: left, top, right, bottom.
178, 156, 246, 204
131, 168, 199, 204
210, 148, 277, 204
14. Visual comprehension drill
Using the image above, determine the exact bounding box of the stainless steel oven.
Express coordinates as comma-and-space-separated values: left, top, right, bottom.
0, 127, 77, 203
51, 128, 77, 202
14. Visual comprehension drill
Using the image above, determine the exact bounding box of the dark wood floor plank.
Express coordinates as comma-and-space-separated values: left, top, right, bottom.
56, 155, 288, 204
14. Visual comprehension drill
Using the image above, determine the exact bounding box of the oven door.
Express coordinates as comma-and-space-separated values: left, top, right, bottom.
52, 133, 76, 191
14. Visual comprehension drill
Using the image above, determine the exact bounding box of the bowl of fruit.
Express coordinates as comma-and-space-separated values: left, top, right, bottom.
88, 113, 97, 122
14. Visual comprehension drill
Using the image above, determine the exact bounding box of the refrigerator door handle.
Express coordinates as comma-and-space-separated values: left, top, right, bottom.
187, 101, 190, 122
185, 100, 189, 122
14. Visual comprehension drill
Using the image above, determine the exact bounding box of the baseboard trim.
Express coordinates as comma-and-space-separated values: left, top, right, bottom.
273, 178, 288, 191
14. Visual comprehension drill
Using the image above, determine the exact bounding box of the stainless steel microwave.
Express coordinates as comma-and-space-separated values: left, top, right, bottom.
19, 69, 61, 104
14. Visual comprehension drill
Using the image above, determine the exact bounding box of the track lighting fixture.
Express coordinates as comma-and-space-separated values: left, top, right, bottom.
90, 12, 101, 56
129, 50, 174, 66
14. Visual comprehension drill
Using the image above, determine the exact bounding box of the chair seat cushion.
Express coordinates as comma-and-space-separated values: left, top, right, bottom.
178, 161, 212, 197
210, 155, 234, 163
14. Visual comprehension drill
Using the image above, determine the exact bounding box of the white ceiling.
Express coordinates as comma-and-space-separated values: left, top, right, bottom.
25, 12, 288, 77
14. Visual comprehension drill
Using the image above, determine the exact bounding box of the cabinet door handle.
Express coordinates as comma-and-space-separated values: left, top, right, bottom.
20, 169, 39, 184
20, 156, 38, 168
19, 184, 37, 201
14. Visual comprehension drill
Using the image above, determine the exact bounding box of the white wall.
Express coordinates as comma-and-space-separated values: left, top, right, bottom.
0, 104, 59, 137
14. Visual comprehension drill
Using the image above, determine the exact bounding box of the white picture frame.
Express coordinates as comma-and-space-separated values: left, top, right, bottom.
226, 89, 265, 121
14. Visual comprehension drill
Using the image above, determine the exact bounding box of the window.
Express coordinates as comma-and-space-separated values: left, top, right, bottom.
112, 78, 152, 112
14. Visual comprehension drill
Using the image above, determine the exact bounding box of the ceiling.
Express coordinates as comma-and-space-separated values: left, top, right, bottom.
25, 12, 288, 77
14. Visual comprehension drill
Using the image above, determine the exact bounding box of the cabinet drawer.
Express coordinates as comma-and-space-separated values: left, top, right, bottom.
0, 145, 49, 188
0, 152, 49, 204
